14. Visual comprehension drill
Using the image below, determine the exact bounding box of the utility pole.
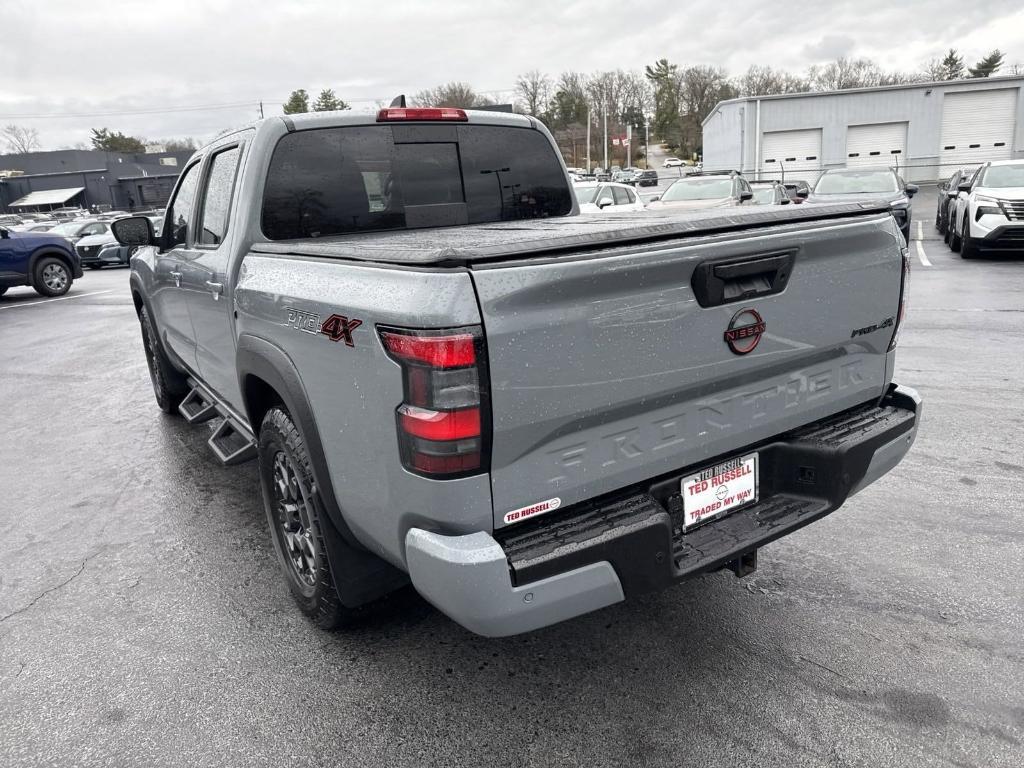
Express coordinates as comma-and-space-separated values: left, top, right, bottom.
602, 103, 608, 171
586, 108, 591, 172
259, 101, 264, 119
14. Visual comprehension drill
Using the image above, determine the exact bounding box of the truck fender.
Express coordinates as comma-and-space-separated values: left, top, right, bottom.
235, 333, 409, 607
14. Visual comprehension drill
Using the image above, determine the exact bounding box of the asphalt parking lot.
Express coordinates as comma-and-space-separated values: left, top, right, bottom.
1, 189, 1022, 767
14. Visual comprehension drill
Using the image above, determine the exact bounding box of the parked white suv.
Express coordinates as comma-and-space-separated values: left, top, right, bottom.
949, 159, 1024, 259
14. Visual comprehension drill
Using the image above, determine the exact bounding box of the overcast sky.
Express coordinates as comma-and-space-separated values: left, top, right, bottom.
3, 0, 1023, 150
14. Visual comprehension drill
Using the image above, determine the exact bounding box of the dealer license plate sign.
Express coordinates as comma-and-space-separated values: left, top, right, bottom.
681, 453, 758, 530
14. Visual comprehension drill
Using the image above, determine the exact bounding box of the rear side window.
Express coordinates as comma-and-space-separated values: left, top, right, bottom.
612, 186, 630, 205
197, 146, 241, 246
262, 124, 572, 240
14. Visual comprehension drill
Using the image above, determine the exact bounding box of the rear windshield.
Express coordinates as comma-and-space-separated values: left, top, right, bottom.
661, 178, 733, 201
262, 124, 572, 239
814, 170, 898, 194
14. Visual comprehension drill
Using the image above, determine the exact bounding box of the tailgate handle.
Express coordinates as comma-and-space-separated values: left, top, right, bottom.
691, 251, 795, 308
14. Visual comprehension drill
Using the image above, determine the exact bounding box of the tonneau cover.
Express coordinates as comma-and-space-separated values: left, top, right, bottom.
249, 202, 893, 266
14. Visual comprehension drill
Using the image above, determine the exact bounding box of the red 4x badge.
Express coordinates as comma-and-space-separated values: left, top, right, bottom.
319, 314, 363, 347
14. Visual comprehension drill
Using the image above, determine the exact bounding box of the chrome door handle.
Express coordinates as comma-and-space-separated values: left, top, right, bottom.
169, 270, 182, 287
205, 281, 223, 300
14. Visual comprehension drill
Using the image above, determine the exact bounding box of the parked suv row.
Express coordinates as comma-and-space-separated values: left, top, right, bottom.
943, 159, 1024, 259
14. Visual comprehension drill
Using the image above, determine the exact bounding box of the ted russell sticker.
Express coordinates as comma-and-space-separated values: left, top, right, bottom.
504, 497, 561, 525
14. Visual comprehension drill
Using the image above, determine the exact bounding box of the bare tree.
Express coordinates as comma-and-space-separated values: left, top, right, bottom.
515, 70, 553, 117
413, 82, 490, 108
2, 124, 41, 154
737, 65, 809, 96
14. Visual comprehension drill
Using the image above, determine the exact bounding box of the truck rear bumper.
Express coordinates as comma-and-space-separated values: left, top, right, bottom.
405, 384, 921, 637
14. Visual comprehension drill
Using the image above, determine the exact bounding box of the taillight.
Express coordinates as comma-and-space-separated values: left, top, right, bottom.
376, 107, 468, 122
380, 326, 489, 479
888, 246, 911, 351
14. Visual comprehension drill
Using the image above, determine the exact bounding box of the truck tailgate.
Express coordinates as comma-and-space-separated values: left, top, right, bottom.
472, 212, 904, 529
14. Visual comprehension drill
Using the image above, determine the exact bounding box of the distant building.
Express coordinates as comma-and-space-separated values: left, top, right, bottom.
702, 75, 1024, 185
0, 148, 194, 213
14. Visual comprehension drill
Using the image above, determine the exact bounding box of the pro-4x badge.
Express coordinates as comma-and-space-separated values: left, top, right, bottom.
285, 307, 362, 347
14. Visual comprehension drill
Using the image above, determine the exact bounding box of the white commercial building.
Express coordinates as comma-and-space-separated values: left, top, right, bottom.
701, 75, 1024, 185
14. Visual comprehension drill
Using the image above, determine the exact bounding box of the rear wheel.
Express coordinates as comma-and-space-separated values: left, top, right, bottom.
32, 257, 72, 297
258, 407, 358, 629
139, 305, 189, 413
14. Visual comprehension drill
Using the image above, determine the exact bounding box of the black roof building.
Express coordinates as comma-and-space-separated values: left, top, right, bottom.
0, 148, 194, 213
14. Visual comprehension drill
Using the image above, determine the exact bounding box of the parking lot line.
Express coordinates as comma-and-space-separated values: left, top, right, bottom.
0, 290, 112, 310
914, 221, 932, 267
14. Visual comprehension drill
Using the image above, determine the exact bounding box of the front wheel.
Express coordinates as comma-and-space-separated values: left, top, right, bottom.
258, 407, 358, 629
32, 257, 72, 297
950, 215, 962, 252
960, 218, 979, 259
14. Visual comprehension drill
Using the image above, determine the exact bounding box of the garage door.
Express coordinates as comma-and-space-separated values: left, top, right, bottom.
846, 122, 908, 171
940, 89, 1018, 171
760, 129, 822, 185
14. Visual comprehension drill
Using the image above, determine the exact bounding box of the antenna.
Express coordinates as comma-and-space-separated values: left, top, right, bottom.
389, 95, 407, 108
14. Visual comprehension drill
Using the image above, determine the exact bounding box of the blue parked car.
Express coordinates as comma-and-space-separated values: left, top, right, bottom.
0, 225, 83, 298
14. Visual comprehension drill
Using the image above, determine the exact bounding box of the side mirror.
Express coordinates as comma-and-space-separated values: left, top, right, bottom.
740, 190, 753, 202
958, 182, 972, 192
796, 188, 809, 198
112, 216, 155, 247
905, 184, 918, 198
597, 196, 614, 209
780, 198, 791, 204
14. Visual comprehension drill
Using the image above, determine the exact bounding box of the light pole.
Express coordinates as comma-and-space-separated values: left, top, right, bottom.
645, 115, 650, 170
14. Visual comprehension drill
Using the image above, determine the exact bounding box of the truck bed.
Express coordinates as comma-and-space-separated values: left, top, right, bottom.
249, 202, 893, 267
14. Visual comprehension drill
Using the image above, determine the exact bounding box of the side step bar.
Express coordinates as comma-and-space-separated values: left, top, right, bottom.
209, 418, 258, 466
183, 378, 258, 466
179, 386, 218, 424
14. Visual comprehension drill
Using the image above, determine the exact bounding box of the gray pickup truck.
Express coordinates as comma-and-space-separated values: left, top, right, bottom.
113, 107, 921, 637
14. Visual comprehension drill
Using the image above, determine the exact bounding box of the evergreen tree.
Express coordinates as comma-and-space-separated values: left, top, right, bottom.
968, 50, 1004, 78
282, 89, 310, 114
312, 89, 350, 112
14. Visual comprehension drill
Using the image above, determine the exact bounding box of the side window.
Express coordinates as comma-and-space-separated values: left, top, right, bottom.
625, 187, 637, 204
197, 146, 241, 246
166, 161, 201, 247
612, 186, 630, 205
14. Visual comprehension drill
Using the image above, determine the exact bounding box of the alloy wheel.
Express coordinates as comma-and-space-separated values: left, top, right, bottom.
42, 263, 68, 292
271, 451, 318, 587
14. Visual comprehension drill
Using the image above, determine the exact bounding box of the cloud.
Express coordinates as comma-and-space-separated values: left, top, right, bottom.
1, 0, 1022, 149
801, 35, 856, 62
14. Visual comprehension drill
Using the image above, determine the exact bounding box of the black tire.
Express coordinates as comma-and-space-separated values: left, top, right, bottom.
87, 264, 104, 270
950, 213, 962, 252
258, 407, 357, 629
139, 305, 189, 413
31, 256, 72, 297
960, 217, 978, 259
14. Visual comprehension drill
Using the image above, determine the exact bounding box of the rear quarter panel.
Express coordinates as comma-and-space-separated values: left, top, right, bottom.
233, 255, 491, 568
